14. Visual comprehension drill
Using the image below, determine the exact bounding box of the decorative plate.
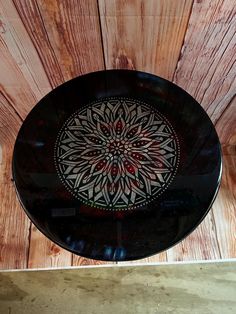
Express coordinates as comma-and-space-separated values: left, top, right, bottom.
12, 70, 222, 261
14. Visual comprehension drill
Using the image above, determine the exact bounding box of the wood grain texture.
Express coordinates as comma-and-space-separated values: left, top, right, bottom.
215, 97, 236, 258
167, 211, 221, 262
100, 0, 193, 263
216, 96, 236, 146
0, 90, 22, 149
0, 181, 30, 269
118, 252, 167, 265
0, 91, 30, 269
13, 0, 105, 86
99, 0, 193, 80
0, 0, 51, 117
0, 0, 235, 269
166, 0, 236, 262
0, 0, 72, 269
212, 147, 236, 259
0, 96, 30, 269
0, 55, 31, 269
173, 0, 236, 125
72, 254, 116, 266
74, 251, 166, 266
28, 226, 72, 269
9, 0, 106, 268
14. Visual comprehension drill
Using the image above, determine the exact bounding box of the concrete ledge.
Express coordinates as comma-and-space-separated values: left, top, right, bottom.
0, 261, 235, 313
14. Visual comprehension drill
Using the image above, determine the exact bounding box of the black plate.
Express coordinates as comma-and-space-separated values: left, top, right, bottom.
12, 70, 222, 261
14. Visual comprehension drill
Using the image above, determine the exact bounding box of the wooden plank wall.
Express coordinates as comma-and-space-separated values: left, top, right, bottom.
0, 0, 235, 269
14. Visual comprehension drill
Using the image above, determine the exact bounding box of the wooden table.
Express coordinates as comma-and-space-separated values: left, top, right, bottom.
0, 0, 235, 269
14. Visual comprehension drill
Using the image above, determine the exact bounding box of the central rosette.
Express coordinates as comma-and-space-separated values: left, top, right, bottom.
107, 140, 126, 154
55, 98, 179, 210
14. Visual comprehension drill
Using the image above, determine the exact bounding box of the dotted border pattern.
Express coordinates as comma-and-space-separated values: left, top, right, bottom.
54, 97, 180, 211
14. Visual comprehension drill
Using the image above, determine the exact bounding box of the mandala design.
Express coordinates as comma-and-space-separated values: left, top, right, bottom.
54, 98, 180, 210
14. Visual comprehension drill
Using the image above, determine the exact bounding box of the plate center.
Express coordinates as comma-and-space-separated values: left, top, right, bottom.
54, 97, 180, 210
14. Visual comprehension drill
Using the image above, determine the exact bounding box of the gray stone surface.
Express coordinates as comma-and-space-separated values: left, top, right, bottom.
0, 262, 235, 313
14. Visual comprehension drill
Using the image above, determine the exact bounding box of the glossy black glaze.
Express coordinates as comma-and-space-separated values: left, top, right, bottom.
12, 70, 222, 261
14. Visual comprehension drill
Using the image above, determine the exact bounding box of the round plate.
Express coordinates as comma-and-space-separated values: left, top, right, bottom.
12, 70, 222, 261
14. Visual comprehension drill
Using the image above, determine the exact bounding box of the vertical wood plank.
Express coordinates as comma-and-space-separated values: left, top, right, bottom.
72, 254, 116, 266
28, 226, 72, 269
36, 0, 104, 81
167, 212, 221, 262
0, 0, 52, 117
10, 0, 106, 268
12, 0, 63, 87
0, 31, 37, 119
0, 182, 31, 269
118, 252, 167, 266
212, 95, 236, 259
212, 151, 236, 259
0, 90, 22, 161
168, 0, 236, 261
0, 93, 30, 269
0, 143, 31, 269
0, 0, 75, 269
100, 0, 193, 264
13, 0, 105, 86
216, 96, 236, 146
99, 0, 193, 80
173, 0, 236, 124
0, 14, 32, 266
